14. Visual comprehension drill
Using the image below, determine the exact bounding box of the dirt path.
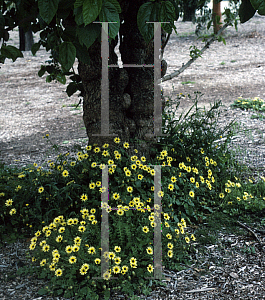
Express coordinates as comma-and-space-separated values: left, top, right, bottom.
161, 13, 265, 114
0, 14, 265, 168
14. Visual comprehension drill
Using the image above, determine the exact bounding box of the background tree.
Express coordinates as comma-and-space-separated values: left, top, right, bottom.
213, 0, 222, 34
19, 25, 34, 51
0, 0, 264, 160
179, 0, 205, 22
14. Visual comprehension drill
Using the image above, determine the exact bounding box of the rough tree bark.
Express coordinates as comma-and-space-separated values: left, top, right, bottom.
78, 0, 168, 161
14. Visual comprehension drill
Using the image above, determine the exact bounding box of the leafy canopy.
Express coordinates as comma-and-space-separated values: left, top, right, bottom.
0, 0, 264, 95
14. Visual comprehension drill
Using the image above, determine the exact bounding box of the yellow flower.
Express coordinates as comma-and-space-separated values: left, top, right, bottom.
40, 259, 46, 266
189, 191, 195, 198
69, 256, 77, 264
130, 257, 137, 265
142, 226, 149, 233
219, 193, 224, 198
42, 244, 50, 252
95, 258, 101, 264
147, 264, 154, 273
55, 269, 63, 277
29, 243, 36, 250
185, 236, 190, 243
103, 271, 111, 280
190, 234, 196, 241
166, 233, 172, 240
78, 226, 86, 233
146, 247, 153, 255
89, 182, 96, 189
127, 186, 133, 193
167, 243, 173, 249
80, 194, 88, 201
167, 250, 173, 258
65, 245, 72, 253
56, 235, 63, 242
114, 246, 121, 252
38, 187, 44, 193
5, 199, 13, 206
62, 170, 69, 177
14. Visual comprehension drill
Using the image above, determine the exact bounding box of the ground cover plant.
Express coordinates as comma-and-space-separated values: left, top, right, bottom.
231, 96, 265, 114
1, 92, 265, 299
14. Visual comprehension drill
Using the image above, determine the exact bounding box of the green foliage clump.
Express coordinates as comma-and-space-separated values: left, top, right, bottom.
231, 97, 265, 113
1, 135, 197, 299
1, 92, 265, 298
220, 176, 265, 216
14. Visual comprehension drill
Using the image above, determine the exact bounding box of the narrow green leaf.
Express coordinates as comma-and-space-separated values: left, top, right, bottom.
250, 0, 265, 15
1, 45, 23, 62
99, 1, 120, 39
137, 2, 159, 44
38, 0, 60, 24
59, 42, 76, 72
83, 0, 102, 26
239, 0, 256, 23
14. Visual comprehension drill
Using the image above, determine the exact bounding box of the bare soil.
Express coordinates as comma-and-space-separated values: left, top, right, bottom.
0, 14, 265, 170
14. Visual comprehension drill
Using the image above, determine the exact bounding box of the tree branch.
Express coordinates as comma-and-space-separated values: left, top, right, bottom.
159, 20, 232, 84
236, 221, 264, 250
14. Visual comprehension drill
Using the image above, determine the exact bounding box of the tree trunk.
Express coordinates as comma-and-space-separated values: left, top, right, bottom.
213, 0, 222, 34
78, 0, 168, 161
183, 7, 196, 22
19, 26, 34, 51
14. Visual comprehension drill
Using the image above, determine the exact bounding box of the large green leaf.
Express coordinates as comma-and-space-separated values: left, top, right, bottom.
74, 0, 84, 8
106, 0, 121, 13
137, 1, 160, 44
76, 22, 101, 49
74, 42, 91, 64
74, 7, 84, 25
99, 0, 120, 40
38, 0, 60, 24
169, 0, 179, 21
1, 45, 23, 62
239, 0, 256, 23
59, 42, 76, 71
250, 0, 265, 14
83, 0, 102, 26
159, 0, 177, 34
31, 42, 41, 55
